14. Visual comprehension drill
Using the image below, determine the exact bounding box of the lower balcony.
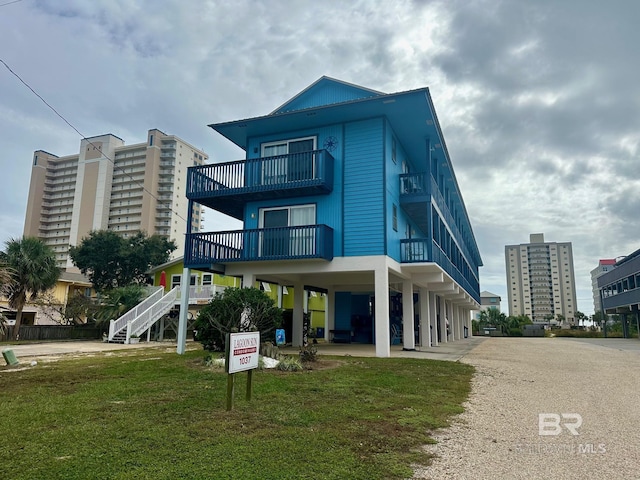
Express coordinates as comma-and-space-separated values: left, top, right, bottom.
401, 238, 480, 302
185, 225, 334, 268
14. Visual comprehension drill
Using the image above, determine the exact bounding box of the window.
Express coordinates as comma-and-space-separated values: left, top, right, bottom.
172, 274, 197, 288
202, 274, 213, 286
392, 204, 398, 231
392, 137, 397, 164
261, 136, 316, 184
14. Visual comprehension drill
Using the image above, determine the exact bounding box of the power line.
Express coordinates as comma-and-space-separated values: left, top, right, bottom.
0, 0, 22, 7
0, 57, 192, 227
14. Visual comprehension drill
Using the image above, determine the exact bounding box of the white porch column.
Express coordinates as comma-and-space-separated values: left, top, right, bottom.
292, 282, 304, 347
242, 273, 256, 289
429, 291, 438, 346
374, 261, 391, 357
402, 279, 415, 350
454, 305, 461, 340
450, 304, 456, 341
463, 307, 470, 338
277, 284, 283, 308
448, 301, 456, 341
419, 287, 431, 348
439, 297, 447, 343
176, 267, 190, 355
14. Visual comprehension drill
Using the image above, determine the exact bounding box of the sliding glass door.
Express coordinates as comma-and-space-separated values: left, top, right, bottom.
259, 205, 316, 257
261, 137, 316, 184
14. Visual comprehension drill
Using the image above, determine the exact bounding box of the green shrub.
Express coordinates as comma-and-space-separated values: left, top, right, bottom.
299, 344, 318, 363
276, 356, 303, 372
508, 328, 523, 337
553, 329, 603, 338
194, 287, 282, 352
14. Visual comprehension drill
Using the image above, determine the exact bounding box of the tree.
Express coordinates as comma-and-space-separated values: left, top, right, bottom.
60, 292, 98, 326
1, 237, 60, 340
69, 230, 176, 292
574, 311, 587, 326
593, 310, 608, 328
95, 284, 147, 326
194, 287, 283, 352
0, 259, 13, 293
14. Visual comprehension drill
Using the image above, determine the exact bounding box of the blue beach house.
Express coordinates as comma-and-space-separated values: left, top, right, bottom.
181, 77, 482, 357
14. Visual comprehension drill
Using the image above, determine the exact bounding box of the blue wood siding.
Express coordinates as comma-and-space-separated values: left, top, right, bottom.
244, 125, 344, 257
344, 118, 384, 256
334, 292, 352, 330
275, 79, 380, 114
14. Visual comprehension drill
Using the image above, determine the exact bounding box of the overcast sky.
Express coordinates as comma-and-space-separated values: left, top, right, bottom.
1, 0, 639, 315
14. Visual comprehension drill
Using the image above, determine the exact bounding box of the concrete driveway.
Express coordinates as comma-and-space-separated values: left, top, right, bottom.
1, 340, 191, 366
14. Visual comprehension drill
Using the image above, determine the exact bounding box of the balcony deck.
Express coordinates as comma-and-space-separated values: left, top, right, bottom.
185, 225, 334, 269
186, 149, 334, 219
401, 238, 480, 303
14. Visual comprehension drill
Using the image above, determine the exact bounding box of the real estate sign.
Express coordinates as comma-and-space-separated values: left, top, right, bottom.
227, 331, 260, 374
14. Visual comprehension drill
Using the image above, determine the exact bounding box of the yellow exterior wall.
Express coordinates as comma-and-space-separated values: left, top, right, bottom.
152, 262, 241, 292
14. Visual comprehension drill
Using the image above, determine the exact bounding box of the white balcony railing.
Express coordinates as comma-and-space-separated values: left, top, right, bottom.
108, 286, 163, 340
126, 287, 178, 342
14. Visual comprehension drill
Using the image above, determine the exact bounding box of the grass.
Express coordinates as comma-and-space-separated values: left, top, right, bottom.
0, 347, 473, 480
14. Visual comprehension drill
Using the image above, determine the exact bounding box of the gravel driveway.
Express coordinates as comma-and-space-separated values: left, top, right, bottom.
414, 337, 640, 480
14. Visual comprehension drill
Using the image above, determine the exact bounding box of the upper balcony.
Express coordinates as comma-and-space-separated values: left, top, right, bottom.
186, 149, 334, 219
399, 172, 431, 234
185, 224, 334, 269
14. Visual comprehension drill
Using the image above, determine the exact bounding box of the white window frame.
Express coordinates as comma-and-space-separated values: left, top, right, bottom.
260, 136, 317, 184
258, 204, 317, 257
258, 204, 316, 228
171, 273, 197, 288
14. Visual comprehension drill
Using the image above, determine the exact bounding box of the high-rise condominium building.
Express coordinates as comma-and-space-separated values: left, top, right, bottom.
23, 129, 207, 271
505, 233, 577, 324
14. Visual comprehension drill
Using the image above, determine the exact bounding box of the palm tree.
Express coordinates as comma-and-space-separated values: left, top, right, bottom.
2, 237, 60, 340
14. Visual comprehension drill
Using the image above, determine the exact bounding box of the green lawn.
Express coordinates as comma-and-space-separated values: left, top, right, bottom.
0, 348, 473, 480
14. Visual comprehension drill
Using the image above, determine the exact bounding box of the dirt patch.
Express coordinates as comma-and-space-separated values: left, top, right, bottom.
303, 359, 344, 370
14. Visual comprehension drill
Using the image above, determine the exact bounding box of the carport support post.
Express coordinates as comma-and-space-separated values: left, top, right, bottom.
439, 298, 447, 343
419, 287, 431, 348
374, 262, 391, 357
429, 291, 438, 346
176, 267, 191, 355
402, 280, 415, 350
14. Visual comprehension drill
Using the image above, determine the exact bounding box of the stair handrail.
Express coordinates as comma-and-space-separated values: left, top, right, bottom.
126, 287, 179, 343
108, 286, 164, 340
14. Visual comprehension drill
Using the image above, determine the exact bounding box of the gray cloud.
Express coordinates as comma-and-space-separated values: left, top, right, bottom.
1, 0, 638, 314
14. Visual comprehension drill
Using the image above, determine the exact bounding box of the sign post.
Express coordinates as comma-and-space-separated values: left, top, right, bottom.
225, 331, 260, 411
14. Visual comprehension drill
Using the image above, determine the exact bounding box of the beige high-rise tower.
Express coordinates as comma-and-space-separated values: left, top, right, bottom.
23, 129, 207, 271
505, 233, 577, 324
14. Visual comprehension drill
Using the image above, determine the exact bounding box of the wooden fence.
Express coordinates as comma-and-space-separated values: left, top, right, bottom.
0, 325, 102, 342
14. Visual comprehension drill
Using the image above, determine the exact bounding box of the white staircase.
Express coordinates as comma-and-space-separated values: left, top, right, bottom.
108, 286, 179, 344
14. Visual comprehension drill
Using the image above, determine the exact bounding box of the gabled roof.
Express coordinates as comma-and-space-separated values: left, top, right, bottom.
270, 76, 383, 114
480, 291, 501, 298
59, 271, 92, 285
148, 256, 185, 274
